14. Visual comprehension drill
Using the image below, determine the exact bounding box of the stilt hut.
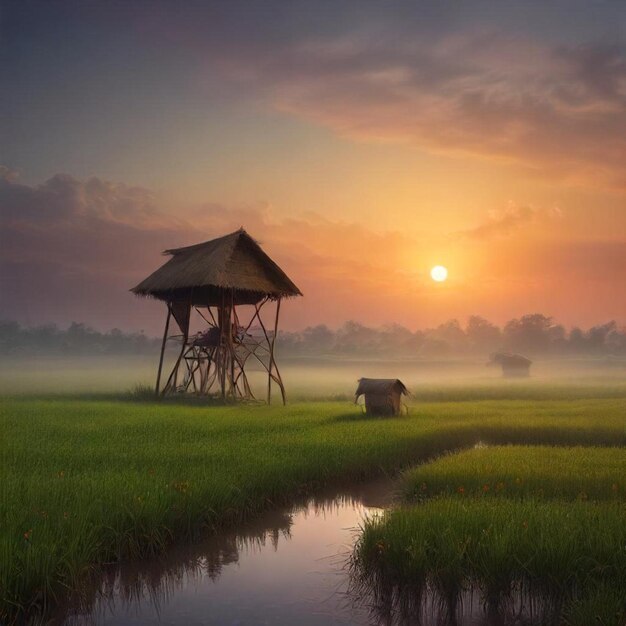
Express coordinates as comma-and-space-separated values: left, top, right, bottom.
488, 352, 532, 378
132, 228, 302, 403
355, 378, 409, 416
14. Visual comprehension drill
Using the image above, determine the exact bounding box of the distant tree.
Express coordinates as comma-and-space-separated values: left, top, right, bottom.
568, 327, 587, 353
548, 324, 567, 352
503, 314, 555, 354
432, 319, 467, 352
466, 316, 501, 352
30, 324, 61, 352
335, 321, 380, 354
301, 324, 335, 353
606, 325, 626, 355
379, 323, 415, 353
0, 320, 22, 353
1, 315, 624, 359
586, 321, 617, 354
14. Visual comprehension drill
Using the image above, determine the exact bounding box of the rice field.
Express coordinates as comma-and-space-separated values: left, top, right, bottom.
352, 445, 626, 625
352, 499, 626, 625
400, 445, 626, 502
1, 377, 625, 624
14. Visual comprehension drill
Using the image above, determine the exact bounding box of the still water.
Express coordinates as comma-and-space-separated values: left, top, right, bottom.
56, 480, 395, 626
51, 477, 553, 626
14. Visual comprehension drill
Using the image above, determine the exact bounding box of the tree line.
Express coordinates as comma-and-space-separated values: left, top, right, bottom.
0, 321, 160, 356
278, 314, 626, 357
0, 314, 624, 358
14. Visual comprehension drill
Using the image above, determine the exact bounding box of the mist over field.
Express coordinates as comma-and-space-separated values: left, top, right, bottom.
2, 352, 624, 401
2, 314, 624, 398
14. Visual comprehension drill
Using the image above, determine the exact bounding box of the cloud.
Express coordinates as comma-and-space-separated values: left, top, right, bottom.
209, 32, 626, 190
460, 203, 562, 240
0, 166, 18, 182
0, 173, 198, 328
1, 171, 623, 332
0, 171, 428, 331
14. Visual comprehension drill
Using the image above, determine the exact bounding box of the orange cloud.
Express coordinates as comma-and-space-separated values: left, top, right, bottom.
459, 203, 562, 240
1, 171, 623, 332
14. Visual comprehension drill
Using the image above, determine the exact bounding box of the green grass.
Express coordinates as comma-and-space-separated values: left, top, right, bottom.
1, 387, 625, 623
352, 499, 626, 624
401, 445, 626, 501
353, 441, 626, 625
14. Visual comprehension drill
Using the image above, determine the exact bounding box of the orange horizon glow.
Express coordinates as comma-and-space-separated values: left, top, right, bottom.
1, 3, 625, 334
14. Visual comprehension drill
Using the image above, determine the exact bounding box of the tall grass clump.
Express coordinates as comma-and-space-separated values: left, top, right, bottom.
352, 499, 626, 625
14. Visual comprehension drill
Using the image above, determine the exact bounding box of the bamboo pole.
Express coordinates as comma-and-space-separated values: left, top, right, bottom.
162, 300, 190, 395
155, 305, 171, 397
162, 342, 187, 395
271, 298, 286, 405
219, 292, 226, 400
229, 289, 235, 398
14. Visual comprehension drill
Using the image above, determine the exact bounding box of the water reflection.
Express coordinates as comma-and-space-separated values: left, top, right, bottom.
53, 479, 394, 626
350, 580, 566, 626
50, 479, 562, 626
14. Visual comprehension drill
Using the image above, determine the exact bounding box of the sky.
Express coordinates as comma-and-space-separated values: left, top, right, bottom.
1, 0, 625, 334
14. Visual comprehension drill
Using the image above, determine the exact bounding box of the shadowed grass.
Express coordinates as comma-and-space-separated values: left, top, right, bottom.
1, 390, 625, 623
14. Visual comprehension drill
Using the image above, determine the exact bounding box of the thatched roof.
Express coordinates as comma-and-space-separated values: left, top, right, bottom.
490, 352, 532, 367
355, 378, 409, 397
131, 228, 302, 306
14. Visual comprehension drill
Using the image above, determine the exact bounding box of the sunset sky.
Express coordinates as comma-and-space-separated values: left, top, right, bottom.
1, 0, 625, 333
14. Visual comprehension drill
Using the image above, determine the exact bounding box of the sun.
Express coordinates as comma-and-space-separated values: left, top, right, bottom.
430, 265, 448, 282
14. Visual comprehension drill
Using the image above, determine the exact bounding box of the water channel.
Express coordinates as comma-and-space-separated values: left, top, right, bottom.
52, 477, 548, 626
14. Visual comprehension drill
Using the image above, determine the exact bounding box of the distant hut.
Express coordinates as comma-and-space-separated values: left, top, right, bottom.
132, 228, 302, 403
489, 352, 532, 378
355, 378, 409, 416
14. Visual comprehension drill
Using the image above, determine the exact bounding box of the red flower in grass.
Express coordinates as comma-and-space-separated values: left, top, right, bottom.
457, 486, 465, 495
23, 529, 32, 541
172, 481, 190, 494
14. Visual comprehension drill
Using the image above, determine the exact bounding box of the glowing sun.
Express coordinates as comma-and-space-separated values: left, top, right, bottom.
430, 265, 448, 282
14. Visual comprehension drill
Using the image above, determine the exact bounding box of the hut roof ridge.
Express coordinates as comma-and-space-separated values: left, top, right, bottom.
131, 228, 302, 304
355, 378, 409, 397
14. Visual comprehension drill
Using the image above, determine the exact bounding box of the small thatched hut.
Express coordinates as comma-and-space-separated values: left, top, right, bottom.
132, 228, 302, 403
489, 352, 532, 378
355, 378, 409, 416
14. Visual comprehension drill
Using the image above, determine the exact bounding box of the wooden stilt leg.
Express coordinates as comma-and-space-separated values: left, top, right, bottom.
155, 305, 171, 397
229, 290, 235, 398
219, 296, 226, 401
163, 343, 187, 394
271, 299, 286, 405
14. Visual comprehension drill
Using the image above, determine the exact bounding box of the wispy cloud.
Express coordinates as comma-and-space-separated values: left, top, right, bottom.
460, 203, 562, 240
210, 32, 626, 190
